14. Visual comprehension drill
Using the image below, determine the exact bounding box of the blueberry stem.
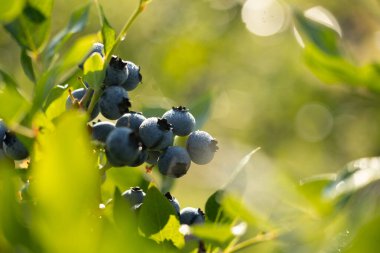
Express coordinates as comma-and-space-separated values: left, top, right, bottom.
224, 230, 279, 253
87, 88, 101, 116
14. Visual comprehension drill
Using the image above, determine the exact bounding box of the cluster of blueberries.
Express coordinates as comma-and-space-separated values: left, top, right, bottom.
121, 186, 205, 226
67, 43, 219, 178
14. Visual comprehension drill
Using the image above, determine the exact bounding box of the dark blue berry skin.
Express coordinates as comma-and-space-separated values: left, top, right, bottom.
121, 61, 142, 91
126, 149, 148, 167
99, 86, 131, 120
158, 146, 191, 178
91, 121, 115, 143
180, 207, 205, 225
122, 187, 146, 206
116, 112, 146, 132
165, 192, 180, 215
105, 128, 140, 167
139, 117, 174, 150
0, 120, 8, 143
162, 106, 196, 136
79, 42, 104, 69
65, 88, 99, 120
104, 55, 129, 86
3, 133, 29, 160
186, 130, 218, 165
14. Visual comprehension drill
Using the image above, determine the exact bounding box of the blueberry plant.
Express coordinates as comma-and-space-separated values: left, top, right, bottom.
1, 0, 380, 253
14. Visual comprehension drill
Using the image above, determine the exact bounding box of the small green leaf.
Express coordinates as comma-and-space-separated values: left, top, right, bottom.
138, 184, 185, 249
100, 7, 116, 56
205, 190, 232, 224
44, 4, 90, 63
83, 52, 105, 90
293, 10, 341, 56
20, 49, 36, 83
0, 0, 25, 22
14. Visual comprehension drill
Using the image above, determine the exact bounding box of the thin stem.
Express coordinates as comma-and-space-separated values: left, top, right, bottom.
225, 230, 279, 253
105, 2, 144, 65
87, 88, 102, 116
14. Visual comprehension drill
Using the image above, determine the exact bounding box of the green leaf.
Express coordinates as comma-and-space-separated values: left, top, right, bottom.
0, 169, 37, 250
20, 49, 36, 83
298, 173, 336, 215
32, 111, 100, 253
191, 223, 234, 246
100, 6, 116, 56
325, 157, 380, 200
138, 184, 185, 249
293, 10, 341, 56
83, 52, 105, 90
0, 0, 25, 22
220, 194, 259, 226
0, 69, 30, 124
4, 0, 53, 51
44, 4, 90, 63
205, 190, 232, 224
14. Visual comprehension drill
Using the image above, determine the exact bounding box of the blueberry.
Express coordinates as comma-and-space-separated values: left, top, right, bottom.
126, 148, 148, 167
105, 127, 140, 167
3, 133, 29, 160
186, 130, 218, 165
116, 111, 146, 132
139, 117, 174, 150
180, 207, 205, 225
99, 86, 131, 120
104, 55, 129, 86
0, 119, 8, 143
165, 192, 180, 215
121, 61, 142, 91
65, 88, 100, 120
158, 146, 191, 178
91, 121, 115, 143
79, 42, 104, 69
162, 106, 196, 136
122, 186, 146, 206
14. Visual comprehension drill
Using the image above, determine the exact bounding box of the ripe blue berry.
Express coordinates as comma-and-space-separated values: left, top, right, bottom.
165, 192, 180, 215
3, 133, 29, 160
127, 148, 148, 167
116, 111, 146, 132
186, 130, 218, 165
79, 42, 104, 69
122, 186, 146, 206
180, 207, 205, 225
0, 119, 7, 142
121, 61, 142, 91
91, 121, 115, 143
105, 127, 140, 167
104, 55, 129, 86
162, 106, 196, 136
139, 117, 174, 150
99, 86, 131, 120
158, 146, 191, 178
65, 88, 100, 120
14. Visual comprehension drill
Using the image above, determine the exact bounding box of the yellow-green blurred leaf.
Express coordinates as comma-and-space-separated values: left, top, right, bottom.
32, 111, 100, 253
0, 0, 25, 22
84, 52, 105, 90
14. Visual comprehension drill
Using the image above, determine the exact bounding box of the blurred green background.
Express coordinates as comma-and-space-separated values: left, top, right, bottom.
2, 0, 380, 237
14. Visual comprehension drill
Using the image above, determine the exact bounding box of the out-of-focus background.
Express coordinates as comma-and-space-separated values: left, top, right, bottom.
2, 0, 380, 230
